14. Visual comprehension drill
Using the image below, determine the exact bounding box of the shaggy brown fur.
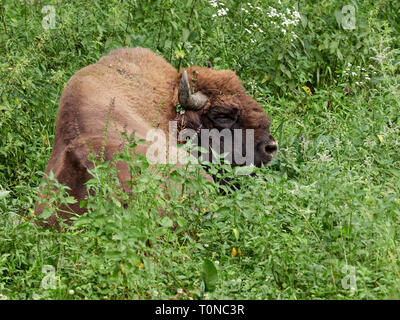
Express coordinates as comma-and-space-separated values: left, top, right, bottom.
35, 47, 276, 228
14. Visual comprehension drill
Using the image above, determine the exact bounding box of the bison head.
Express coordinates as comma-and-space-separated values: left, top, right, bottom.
176, 67, 277, 169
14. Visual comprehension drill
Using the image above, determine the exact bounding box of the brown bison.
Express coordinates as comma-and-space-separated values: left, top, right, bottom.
35, 47, 277, 227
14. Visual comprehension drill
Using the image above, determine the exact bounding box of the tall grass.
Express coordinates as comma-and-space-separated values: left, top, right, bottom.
0, 0, 399, 300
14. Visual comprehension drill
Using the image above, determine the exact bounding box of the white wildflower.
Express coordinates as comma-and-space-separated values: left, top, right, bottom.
217, 8, 228, 16
316, 151, 332, 162
364, 156, 372, 167
267, 7, 278, 18
209, 0, 218, 7
364, 137, 377, 148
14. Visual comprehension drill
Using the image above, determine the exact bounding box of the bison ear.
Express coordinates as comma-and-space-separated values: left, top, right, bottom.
207, 62, 213, 69
207, 107, 239, 129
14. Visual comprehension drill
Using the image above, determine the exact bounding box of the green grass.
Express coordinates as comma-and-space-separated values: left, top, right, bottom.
1, 0, 400, 300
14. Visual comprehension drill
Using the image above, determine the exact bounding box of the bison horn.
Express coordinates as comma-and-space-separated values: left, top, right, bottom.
178, 70, 208, 111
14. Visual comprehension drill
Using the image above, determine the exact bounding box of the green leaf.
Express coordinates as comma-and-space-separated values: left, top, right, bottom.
337, 48, 343, 61
160, 216, 173, 228
175, 49, 185, 60
300, 14, 308, 28
261, 74, 269, 84
177, 216, 187, 227
201, 259, 218, 292
182, 28, 190, 42
104, 250, 123, 260
65, 196, 77, 204
280, 64, 292, 79
171, 21, 178, 31
188, 31, 198, 42
334, 8, 342, 27
0, 190, 10, 200
233, 228, 239, 241
39, 207, 54, 220
74, 216, 91, 227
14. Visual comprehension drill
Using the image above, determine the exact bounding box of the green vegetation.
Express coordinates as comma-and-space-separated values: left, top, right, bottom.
0, 0, 399, 300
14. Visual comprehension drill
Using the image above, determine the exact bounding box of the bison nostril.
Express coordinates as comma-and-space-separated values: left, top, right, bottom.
265, 142, 277, 154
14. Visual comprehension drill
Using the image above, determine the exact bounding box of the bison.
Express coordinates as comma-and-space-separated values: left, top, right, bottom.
35, 47, 277, 227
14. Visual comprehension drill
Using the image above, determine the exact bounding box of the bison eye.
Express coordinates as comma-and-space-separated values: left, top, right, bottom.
208, 107, 239, 129
215, 115, 235, 122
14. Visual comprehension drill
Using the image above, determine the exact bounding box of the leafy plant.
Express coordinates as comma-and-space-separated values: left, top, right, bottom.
0, 0, 399, 300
